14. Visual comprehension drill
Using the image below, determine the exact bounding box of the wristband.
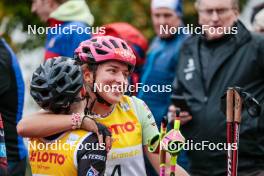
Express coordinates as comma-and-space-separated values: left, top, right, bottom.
71, 113, 83, 129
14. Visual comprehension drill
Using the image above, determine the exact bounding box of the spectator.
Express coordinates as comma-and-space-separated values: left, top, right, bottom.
138, 0, 189, 174
31, 0, 94, 59
173, 0, 264, 175
253, 9, 264, 33
0, 38, 27, 175
138, 0, 188, 128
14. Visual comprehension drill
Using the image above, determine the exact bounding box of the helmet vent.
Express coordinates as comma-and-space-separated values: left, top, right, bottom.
64, 66, 71, 73
72, 70, 79, 79
40, 90, 49, 98
121, 42, 128, 49
95, 49, 108, 55
35, 79, 45, 86
82, 47, 91, 54
102, 41, 111, 49
57, 77, 66, 87
110, 39, 118, 48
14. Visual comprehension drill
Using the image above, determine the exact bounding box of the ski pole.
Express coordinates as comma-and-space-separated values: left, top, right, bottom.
226, 88, 234, 176
161, 109, 185, 176
224, 87, 261, 176
232, 89, 242, 176
169, 109, 181, 176
160, 117, 168, 176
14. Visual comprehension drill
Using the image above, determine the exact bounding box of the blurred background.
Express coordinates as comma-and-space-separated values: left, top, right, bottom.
0, 0, 261, 115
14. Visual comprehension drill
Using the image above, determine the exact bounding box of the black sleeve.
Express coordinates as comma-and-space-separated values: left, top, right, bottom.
77, 133, 107, 176
172, 46, 185, 97
0, 40, 11, 95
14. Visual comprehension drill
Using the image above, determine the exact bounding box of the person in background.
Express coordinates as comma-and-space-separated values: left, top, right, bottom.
0, 37, 27, 175
138, 0, 188, 128
97, 22, 148, 95
138, 0, 189, 174
173, 0, 264, 175
31, 0, 94, 60
253, 9, 264, 33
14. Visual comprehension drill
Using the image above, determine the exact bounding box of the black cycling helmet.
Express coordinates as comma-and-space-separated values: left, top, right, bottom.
30, 56, 83, 113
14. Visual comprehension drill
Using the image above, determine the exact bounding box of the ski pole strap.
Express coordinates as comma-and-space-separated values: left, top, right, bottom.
161, 129, 185, 154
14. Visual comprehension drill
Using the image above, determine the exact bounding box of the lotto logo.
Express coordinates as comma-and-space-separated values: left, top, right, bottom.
109, 121, 136, 135
30, 151, 65, 165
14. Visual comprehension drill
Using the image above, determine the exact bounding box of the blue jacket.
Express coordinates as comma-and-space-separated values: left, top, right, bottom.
44, 0, 94, 59
138, 33, 188, 128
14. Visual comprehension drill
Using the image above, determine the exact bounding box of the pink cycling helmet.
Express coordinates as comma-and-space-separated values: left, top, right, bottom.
74, 35, 136, 72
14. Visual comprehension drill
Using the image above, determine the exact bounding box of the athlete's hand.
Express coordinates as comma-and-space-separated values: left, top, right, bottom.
81, 117, 112, 152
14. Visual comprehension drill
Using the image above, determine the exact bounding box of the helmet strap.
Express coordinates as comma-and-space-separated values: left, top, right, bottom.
92, 69, 112, 107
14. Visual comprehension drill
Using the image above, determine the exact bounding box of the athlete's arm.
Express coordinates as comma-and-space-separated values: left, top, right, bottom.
17, 111, 73, 137
17, 111, 99, 138
77, 133, 107, 176
133, 96, 189, 175
17, 111, 112, 151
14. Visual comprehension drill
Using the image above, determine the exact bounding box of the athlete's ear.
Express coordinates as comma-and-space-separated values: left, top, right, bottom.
80, 86, 87, 97
82, 65, 93, 84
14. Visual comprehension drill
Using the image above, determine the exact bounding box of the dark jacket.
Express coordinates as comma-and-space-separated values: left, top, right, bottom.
0, 39, 27, 161
173, 21, 264, 175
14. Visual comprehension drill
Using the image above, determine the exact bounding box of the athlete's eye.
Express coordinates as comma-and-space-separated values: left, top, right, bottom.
107, 69, 117, 74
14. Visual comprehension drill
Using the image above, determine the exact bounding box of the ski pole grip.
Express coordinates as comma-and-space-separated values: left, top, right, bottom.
234, 90, 242, 123
226, 88, 234, 122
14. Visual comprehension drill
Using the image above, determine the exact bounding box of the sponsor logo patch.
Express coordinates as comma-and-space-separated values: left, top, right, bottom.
86, 165, 99, 176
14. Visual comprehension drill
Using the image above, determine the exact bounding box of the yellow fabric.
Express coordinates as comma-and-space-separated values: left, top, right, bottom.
29, 130, 91, 176
96, 95, 146, 176
97, 96, 142, 149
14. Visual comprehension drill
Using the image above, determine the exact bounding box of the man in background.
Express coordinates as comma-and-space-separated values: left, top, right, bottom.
31, 0, 94, 59
138, 0, 188, 128
173, 0, 264, 175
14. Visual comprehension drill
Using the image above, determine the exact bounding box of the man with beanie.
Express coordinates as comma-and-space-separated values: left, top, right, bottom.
138, 0, 189, 175
138, 0, 188, 129
31, 0, 94, 60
